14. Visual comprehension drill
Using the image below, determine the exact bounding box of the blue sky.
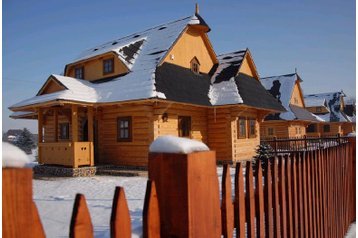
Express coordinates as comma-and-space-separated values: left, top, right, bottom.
3, 0, 356, 133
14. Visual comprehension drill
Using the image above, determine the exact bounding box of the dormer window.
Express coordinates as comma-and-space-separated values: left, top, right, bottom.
74, 66, 84, 79
103, 58, 114, 75
190, 57, 200, 74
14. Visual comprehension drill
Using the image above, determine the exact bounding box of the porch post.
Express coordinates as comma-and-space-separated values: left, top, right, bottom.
72, 105, 78, 142
38, 108, 43, 164
87, 107, 94, 166
54, 108, 58, 142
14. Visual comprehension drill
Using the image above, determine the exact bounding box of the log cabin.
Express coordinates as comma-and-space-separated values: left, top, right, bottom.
304, 91, 355, 136
9, 7, 284, 167
260, 73, 319, 139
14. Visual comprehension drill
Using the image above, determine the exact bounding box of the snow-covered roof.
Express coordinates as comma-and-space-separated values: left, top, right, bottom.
10, 15, 207, 109
9, 15, 284, 113
260, 73, 315, 121
304, 92, 351, 122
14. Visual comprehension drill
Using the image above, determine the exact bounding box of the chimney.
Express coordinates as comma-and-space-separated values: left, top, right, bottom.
195, 3, 199, 14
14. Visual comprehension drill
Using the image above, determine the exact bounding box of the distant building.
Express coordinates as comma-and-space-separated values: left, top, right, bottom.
3, 129, 23, 142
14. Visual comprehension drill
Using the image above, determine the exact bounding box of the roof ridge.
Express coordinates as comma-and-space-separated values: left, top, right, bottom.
78, 15, 192, 54
217, 49, 247, 57
305, 91, 343, 97
260, 72, 296, 79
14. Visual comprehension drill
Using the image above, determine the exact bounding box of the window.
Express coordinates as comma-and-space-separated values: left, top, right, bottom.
238, 117, 247, 139
59, 123, 69, 140
74, 66, 84, 79
268, 128, 274, 136
307, 124, 317, 133
117, 117, 132, 142
103, 58, 114, 75
178, 116, 191, 137
323, 124, 330, 133
190, 57, 200, 74
248, 118, 256, 138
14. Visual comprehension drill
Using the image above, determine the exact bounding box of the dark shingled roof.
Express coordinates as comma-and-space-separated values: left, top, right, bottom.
290, 104, 319, 121
155, 62, 285, 111
155, 63, 211, 106
234, 73, 286, 111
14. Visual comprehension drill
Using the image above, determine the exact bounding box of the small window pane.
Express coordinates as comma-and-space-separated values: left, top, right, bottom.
74, 67, 84, 79
103, 58, 114, 74
117, 117, 132, 142
178, 116, 191, 137
59, 123, 69, 140
249, 119, 256, 137
238, 118, 247, 139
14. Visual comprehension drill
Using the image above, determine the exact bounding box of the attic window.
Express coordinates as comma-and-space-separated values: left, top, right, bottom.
158, 26, 167, 30
103, 58, 114, 75
93, 48, 98, 52
112, 41, 118, 45
74, 66, 84, 79
190, 57, 200, 74
133, 34, 140, 38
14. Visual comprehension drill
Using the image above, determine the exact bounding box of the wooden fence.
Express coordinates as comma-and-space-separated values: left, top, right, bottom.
260, 134, 349, 154
3, 138, 356, 237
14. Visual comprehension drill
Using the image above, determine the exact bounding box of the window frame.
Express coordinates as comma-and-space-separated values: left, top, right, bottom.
59, 123, 70, 140
190, 57, 200, 74
248, 118, 256, 138
307, 124, 317, 133
178, 116, 191, 138
323, 124, 330, 133
268, 128, 274, 136
74, 66, 84, 79
117, 116, 132, 142
103, 58, 114, 75
237, 117, 247, 139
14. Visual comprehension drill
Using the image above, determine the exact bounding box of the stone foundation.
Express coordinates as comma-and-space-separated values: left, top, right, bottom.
33, 165, 96, 177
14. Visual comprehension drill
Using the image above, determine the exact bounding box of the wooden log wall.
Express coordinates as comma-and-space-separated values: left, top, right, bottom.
221, 141, 356, 237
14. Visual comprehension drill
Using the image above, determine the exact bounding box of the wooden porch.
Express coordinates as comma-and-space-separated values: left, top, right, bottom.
37, 105, 95, 168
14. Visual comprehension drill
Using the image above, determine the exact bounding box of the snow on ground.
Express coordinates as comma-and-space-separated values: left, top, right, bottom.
33, 176, 147, 238
33, 166, 234, 238
345, 223, 356, 238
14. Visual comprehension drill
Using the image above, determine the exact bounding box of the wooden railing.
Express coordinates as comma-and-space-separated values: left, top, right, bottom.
38, 142, 94, 167
3, 138, 355, 237
260, 134, 349, 154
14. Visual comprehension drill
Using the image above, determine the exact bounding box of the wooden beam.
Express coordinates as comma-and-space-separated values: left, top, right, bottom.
88, 107, 94, 142
54, 108, 58, 142
72, 105, 78, 142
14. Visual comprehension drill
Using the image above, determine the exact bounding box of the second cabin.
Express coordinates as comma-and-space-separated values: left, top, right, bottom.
260, 73, 319, 139
9, 9, 284, 167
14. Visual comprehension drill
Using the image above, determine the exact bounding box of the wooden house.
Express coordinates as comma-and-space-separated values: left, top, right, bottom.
260, 73, 319, 138
9, 8, 284, 167
304, 91, 355, 136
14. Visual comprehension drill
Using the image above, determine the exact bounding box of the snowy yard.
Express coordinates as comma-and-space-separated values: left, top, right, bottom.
33, 167, 231, 238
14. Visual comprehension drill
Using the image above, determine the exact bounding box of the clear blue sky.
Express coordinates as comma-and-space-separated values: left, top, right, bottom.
3, 0, 356, 133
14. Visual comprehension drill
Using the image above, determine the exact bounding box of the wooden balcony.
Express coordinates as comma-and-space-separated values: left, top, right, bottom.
38, 142, 94, 168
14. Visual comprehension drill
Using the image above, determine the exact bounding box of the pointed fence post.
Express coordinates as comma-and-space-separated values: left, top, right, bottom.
221, 164, 234, 238
3, 168, 45, 238
234, 162, 246, 238
110, 187, 131, 238
246, 161, 256, 238
256, 161, 265, 237
143, 180, 160, 238
69, 194, 94, 238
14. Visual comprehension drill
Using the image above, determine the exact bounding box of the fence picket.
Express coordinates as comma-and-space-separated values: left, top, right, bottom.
110, 187, 131, 238
69, 194, 94, 238
272, 158, 281, 237
307, 152, 313, 237
291, 153, 299, 238
256, 161, 265, 237
279, 156, 287, 238
234, 162, 246, 238
264, 159, 274, 238
246, 161, 256, 238
285, 155, 293, 238
221, 164, 234, 238
143, 180, 160, 238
